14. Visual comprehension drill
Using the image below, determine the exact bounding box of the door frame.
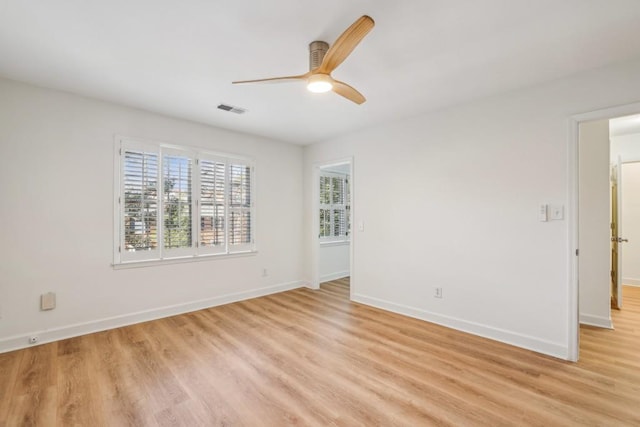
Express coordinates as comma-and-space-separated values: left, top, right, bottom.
311, 157, 355, 299
568, 101, 640, 362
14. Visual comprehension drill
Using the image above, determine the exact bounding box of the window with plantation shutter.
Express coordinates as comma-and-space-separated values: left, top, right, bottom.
122, 143, 159, 261
115, 137, 255, 265
199, 157, 226, 254
319, 171, 350, 242
163, 150, 193, 256
229, 163, 253, 251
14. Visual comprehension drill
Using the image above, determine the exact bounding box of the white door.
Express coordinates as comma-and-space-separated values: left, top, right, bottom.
611, 157, 629, 309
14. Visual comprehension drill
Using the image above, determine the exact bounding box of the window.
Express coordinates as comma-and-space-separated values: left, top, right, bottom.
115, 137, 255, 264
319, 171, 350, 242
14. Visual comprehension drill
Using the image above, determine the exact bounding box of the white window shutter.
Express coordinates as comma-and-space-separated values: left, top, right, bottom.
319, 171, 350, 242
199, 156, 227, 254
161, 148, 194, 258
120, 141, 160, 262
228, 162, 253, 252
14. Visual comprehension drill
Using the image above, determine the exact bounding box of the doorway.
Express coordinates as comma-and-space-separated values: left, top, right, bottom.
311, 158, 354, 299
570, 104, 640, 361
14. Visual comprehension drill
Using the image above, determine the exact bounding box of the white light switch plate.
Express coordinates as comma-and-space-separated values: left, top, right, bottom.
41, 292, 56, 311
550, 205, 564, 220
539, 204, 548, 222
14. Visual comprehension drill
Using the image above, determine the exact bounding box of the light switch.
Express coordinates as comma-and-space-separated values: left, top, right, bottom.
539, 204, 548, 222
358, 221, 364, 232
41, 292, 56, 311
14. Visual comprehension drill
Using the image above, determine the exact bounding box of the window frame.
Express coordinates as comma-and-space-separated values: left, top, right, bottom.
319, 170, 350, 244
113, 136, 256, 267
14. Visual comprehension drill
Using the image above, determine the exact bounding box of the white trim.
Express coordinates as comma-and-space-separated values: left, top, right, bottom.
320, 240, 350, 247
320, 270, 350, 283
114, 135, 256, 265
579, 314, 614, 329
568, 100, 640, 363
0, 280, 305, 354
353, 293, 568, 360
567, 117, 579, 362
112, 250, 257, 269
113, 140, 120, 265
622, 278, 640, 286
349, 159, 355, 301
114, 134, 254, 163
310, 165, 321, 290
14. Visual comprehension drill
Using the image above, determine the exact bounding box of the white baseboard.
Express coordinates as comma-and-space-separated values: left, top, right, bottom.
622, 278, 640, 287
352, 293, 569, 360
0, 280, 305, 354
579, 313, 614, 329
320, 270, 350, 283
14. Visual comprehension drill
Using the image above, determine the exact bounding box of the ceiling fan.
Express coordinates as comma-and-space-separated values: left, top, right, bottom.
232, 15, 375, 105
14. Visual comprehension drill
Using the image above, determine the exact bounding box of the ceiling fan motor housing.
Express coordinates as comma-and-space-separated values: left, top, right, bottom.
309, 41, 329, 71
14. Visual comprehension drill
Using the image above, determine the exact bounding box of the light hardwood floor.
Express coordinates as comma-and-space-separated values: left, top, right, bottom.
1, 279, 640, 426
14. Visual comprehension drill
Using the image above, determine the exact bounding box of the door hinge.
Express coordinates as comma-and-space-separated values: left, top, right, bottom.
118, 246, 121, 253
575, 249, 579, 256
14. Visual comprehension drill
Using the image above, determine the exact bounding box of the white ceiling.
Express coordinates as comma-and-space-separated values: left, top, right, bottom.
2, 1, 640, 145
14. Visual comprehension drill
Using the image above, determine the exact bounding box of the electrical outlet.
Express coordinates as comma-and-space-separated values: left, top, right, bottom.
550, 205, 564, 220
434, 287, 443, 299
262, 268, 268, 277
29, 336, 39, 344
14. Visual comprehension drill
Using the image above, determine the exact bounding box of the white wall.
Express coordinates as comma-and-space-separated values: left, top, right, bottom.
303, 56, 640, 359
611, 133, 640, 162
578, 120, 611, 328
0, 78, 305, 352
319, 243, 350, 282
621, 162, 640, 286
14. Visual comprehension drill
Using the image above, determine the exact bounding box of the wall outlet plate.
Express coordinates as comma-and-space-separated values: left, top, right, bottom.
550, 205, 564, 220
41, 292, 56, 311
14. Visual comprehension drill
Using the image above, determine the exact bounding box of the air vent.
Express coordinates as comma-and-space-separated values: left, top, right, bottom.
217, 104, 247, 114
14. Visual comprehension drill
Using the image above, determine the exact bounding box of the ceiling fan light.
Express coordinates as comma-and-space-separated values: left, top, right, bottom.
307, 74, 333, 93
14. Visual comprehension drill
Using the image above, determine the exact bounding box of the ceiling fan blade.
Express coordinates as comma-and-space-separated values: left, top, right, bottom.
332, 80, 366, 105
317, 15, 374, 74
232, 73, 309, 85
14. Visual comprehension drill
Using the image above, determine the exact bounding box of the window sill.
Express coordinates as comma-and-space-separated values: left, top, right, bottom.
319, 240, 350, 247
112, 250, 258, 270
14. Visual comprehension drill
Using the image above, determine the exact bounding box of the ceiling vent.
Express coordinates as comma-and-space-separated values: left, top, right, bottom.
217, 103, 247, 114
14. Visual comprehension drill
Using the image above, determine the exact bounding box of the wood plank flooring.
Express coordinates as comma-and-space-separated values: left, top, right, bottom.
1, 278, 640, 426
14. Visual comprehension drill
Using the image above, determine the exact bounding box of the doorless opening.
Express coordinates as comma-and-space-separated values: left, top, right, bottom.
569, 102, 640, 362
311, 158, 355, 300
